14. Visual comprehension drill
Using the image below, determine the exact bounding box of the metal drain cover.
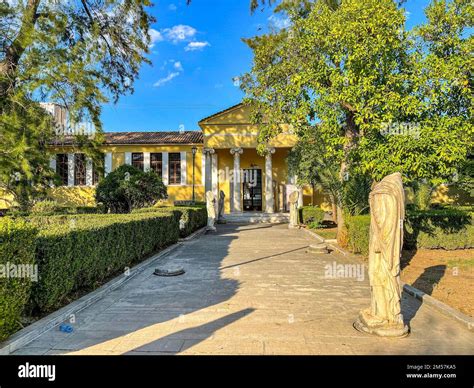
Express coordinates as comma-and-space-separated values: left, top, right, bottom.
153, 266, 185, 277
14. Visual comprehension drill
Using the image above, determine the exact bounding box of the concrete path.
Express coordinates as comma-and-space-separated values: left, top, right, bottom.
14, 224, 474, 355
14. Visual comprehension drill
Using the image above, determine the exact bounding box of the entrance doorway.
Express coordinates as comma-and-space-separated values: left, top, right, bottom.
242, 168, 262, 211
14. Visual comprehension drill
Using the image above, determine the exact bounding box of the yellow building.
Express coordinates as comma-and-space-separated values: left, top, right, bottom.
1, 102, 469, 212
41, 102, 325, 213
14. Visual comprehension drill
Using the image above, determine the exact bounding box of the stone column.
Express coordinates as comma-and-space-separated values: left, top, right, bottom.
230, 147, 243, 212
211, 152, 219, 201
265, 147, 276, 213
203, 148, 215, 193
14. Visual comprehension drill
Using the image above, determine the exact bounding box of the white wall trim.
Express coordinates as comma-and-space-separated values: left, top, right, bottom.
49, 155, 56, 172
180, 151, 187, 185
104, 153, 112, 176
85, 157, 93, 186
162, 152, 169, 185
124, 152, 132, 165
67, 153, 75, 187
144, 152, 150, 172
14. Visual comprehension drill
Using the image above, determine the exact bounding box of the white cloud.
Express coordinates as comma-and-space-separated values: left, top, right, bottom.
148, 29, 163, 48
163, 25, 197, 43
168, 3, 177, 11
153, 72, 180, 87
268, 14, 291, 30
173, 61, 183, 71
184, 41, 210, 52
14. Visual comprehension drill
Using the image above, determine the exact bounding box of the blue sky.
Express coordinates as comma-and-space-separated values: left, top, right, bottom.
100, 0, 432, 133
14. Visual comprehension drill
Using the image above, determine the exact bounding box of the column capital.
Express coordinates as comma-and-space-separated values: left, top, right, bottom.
204, 147, 215, 155
264, 147, 276, 157
230, 147, 243, 155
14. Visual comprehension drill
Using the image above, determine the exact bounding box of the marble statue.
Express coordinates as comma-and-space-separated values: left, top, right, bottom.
217, 190, 226, 223
354, 172, 409, 337
206, 191, 217, 232
288, 190, 300, 229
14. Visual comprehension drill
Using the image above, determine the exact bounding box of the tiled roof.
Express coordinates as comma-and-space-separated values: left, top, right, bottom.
50, 131, 203, 145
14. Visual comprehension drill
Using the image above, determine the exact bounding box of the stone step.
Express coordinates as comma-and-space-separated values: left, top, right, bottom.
223, 212, 290, 224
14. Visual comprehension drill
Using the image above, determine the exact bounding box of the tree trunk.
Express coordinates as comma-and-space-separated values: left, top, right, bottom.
0, 0, 41, 98
336, 111, 358, 246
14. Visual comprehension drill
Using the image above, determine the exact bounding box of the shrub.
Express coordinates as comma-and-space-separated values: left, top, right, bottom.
31, 200, 60, 214
31, 211, 179, 312
345, 209, 473, 256
345, 215, 370, 256
133, 206, 207, 237
95, 165, 167, 213
405, 209, 473, 249
300, 206, 325, 227
0, 218, 37, 341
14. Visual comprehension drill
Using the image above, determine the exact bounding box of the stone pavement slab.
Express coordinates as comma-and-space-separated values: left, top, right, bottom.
13, 224, 474, 355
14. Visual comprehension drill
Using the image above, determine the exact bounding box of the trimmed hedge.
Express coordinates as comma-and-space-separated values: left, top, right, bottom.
299, 206, 325, 227
31, 212, 180, 312
405, 209, 473, 250
345, 215, 370, 256
345, 208, 473, 256
133, 206, 207, 237
0, 218, 37, 341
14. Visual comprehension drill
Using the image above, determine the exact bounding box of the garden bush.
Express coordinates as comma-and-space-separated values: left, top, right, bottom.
299, 206, 325, 227
344, 208, 473, 256
133, 206, 207, 237
0, 218, 37, 341
405, 209, 473, 249
345, 215, 370, 256
31, 211, 180, 312
95, 165, 167, 213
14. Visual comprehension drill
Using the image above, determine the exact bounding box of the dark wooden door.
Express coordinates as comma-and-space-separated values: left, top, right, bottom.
242, 169, 262, 211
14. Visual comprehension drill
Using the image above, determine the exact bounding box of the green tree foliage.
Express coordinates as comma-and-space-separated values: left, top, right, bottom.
242, 0, 473, 240
1, 0, 154, 207
95, 165, 167, 213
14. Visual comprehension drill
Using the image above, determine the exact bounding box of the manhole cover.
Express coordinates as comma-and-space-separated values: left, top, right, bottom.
153, 266, 185, 277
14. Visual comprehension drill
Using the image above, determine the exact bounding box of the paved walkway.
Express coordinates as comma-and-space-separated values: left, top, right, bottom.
14, 224, 474, 355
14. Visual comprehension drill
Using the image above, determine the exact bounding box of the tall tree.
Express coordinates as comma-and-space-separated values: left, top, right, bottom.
0, 0, 154, 208
242, 0, 473, 242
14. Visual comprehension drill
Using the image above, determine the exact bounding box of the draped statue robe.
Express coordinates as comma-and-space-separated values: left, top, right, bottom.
367, 172, 405, 325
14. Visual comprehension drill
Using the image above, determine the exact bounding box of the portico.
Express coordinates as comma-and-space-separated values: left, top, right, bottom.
198, 103, 311, 215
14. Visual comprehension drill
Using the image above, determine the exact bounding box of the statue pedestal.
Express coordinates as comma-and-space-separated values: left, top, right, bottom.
354, 309, 409, 338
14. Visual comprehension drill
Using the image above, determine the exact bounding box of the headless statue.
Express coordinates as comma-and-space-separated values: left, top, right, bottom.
206, 191, 217, 232
288, 190, 300, 229
354, 172, 409, 337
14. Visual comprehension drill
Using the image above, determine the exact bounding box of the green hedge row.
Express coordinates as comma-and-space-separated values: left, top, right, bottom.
32, 211, 180, 312
345, 215, 371, 256
404, 209, 474, 249
1, 205, 208, 340
299, 206, 325, 228
0, 218, 37, 341
345, 208, 474, 256
133, 206, 207, 237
